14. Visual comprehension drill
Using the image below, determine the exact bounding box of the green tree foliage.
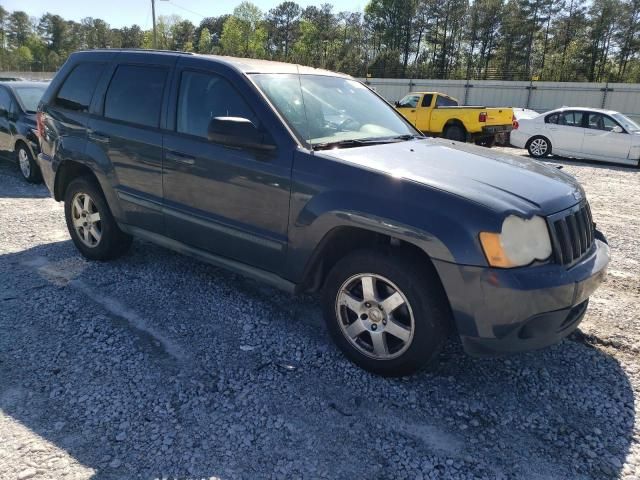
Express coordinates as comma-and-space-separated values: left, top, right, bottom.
1, 0, 639, 81
220, 2, 267, 57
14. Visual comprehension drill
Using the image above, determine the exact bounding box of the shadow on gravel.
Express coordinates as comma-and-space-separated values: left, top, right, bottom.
540, 155, 640, 172
0, 239, 635, 479
0, 160, 51, 198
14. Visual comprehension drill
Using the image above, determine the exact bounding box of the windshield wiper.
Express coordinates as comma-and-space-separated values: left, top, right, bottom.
312, 138, 384, 150
312, 134, 421, 150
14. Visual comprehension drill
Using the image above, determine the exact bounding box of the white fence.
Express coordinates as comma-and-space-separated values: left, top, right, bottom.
8, 71, 640, 119
359, 78, 640, 119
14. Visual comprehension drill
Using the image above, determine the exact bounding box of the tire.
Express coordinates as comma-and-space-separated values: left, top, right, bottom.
444, 124, 466, 142
322, 249, 451, 376
527, 136, 551, 158
475, 136, 495, 148
16, 143, 42, 183
64, 176, 132, 261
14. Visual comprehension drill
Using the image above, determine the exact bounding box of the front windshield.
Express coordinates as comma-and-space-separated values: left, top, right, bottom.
612, 113, 640, 133
251, 74, 416, 146
14, 85, 48, 113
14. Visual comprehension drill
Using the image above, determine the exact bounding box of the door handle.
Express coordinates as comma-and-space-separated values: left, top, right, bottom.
410, 109, 416, 113
166, 151, 195, 165
585, 132, 598, 136
88, 131, 110, 143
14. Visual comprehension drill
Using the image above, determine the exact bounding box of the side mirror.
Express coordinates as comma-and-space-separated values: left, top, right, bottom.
612, 125, 624, 134
208, 117, 275, 151
394, 101, 400, 107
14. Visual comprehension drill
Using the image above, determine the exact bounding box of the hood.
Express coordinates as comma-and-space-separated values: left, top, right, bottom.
317, 138, 584, 215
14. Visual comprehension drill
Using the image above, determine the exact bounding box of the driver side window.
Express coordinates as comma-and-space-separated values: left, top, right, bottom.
587, 113, 619, 132
397, 95, 419, 108
177, 70, 257, 139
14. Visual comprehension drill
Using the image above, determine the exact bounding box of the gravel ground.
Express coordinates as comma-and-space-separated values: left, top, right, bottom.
0, 148, 639, 480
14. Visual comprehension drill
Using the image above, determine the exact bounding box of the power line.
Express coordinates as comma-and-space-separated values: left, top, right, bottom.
164, 0, 208, 19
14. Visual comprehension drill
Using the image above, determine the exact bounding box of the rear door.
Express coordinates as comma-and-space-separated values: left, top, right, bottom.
581, 112, 633, 162
88, 53, 174, 233
543, 110, 586, 156
161, 58, 293, 273
0, 87, 13, 152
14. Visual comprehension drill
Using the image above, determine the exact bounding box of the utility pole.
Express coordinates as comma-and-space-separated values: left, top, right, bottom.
152, 0, 157, 49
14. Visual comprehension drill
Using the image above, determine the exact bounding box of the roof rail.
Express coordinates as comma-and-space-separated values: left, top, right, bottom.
76, 48, 195, 55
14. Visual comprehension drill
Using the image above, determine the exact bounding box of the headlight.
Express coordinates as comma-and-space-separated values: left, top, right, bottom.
479, 215, 552, 268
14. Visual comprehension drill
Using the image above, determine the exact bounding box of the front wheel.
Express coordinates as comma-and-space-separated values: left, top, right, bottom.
527, 136, 551, 158
323, 249, 451, 376
17, 144, 42, 183
64, 176, 132, 260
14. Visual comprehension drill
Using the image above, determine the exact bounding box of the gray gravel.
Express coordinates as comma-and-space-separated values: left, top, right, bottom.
0, 149, 639, 480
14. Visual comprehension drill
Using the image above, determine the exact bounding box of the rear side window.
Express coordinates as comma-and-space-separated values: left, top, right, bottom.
177, 71, 256, 139
104, 65, 168, 128
0, 87, 11, 113
421, 94, 433, 107
559, 111, 583, 127
545, 113, 559, 124
436, 95, 458, 107
55, 63, 105, 111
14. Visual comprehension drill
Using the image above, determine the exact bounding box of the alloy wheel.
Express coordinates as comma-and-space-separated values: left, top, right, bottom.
71, 192, 102, 247
335, 273, 415, 360
18, 148, 31, 179
530, 138, 548, 156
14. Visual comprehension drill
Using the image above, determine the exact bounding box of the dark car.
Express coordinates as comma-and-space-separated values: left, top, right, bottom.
36, 50, 609, 376
0, 80, 49, 182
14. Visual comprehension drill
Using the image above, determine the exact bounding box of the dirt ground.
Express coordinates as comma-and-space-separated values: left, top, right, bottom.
0, 147, 639, 480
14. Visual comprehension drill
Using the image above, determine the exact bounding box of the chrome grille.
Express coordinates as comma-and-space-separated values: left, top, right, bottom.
548, 202, 595, 266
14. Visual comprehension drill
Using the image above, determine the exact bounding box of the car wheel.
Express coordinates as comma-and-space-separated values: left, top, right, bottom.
323, 249, 451, 376
444, 125, 466, 142
527, 136, 551, 158
17, 144, 42, 183
64, 176, 132, 261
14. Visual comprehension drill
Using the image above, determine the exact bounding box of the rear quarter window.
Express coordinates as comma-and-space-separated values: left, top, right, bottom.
104, 65, 168, 128
54, 63, 106, 112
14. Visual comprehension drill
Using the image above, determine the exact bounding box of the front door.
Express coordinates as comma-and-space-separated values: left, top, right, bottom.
88, 56, 173, 233
581, 112, 633, 162
162, 65, 292, 273
395, 94, 420, 127
415, 94, 433, 132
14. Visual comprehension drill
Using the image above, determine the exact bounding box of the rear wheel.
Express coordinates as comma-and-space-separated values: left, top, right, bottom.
64, 176, 132, 260
527, 136, 551, 158
323, 249, 450, 376
17, 144, 42, 183
443, 124, 466, 142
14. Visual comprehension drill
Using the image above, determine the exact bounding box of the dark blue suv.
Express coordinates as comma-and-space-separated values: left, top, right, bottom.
37, 50, 609, 375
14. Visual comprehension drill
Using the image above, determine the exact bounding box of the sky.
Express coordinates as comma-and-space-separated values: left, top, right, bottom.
2, 0, 367, 29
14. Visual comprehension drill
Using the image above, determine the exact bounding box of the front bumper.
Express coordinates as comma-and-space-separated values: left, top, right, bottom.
433, 235, 610, 356
37, 152, 56, 197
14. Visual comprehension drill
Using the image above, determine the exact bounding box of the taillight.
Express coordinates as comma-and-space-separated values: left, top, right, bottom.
479, 112, 487, 122
36, 111, 44, 138
512, 114, 518, 129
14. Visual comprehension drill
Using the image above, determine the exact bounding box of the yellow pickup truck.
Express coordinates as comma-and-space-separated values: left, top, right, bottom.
395, 92, 513, 147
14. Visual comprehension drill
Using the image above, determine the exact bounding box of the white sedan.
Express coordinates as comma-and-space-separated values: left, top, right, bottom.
510, 107, 640, 167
